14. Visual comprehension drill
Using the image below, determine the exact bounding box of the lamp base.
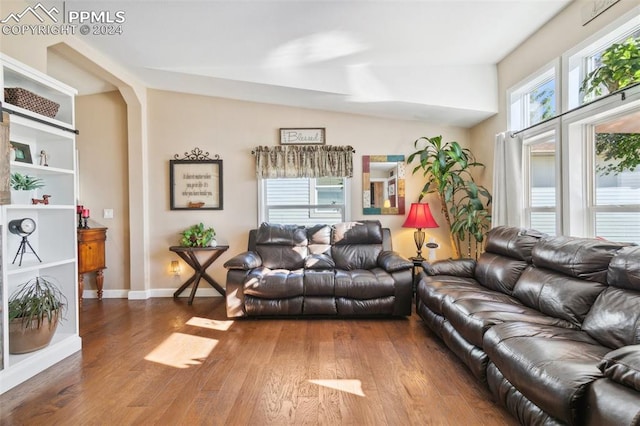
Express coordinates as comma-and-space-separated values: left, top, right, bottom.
413, 229, 426, 260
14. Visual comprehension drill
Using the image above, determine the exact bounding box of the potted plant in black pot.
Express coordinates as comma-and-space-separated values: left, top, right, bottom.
8, 276, 67, 354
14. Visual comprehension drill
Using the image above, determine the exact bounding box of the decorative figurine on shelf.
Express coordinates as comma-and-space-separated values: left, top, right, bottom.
31, 194, 51, 205
39, 150, 49, 167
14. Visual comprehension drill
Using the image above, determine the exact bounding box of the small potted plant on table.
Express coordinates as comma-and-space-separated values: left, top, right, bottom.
180, 222, 216, 247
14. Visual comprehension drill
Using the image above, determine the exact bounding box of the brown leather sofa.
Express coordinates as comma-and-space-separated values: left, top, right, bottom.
224, 220, 413, 318
416, 226, 640, 425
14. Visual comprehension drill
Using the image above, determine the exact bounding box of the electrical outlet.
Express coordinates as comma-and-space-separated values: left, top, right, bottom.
103, 208, 114, 219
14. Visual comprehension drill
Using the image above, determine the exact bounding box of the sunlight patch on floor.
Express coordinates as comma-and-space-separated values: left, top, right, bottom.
144, 333, 218, 368
308, 379, 366, 397
186, 317, 234, 331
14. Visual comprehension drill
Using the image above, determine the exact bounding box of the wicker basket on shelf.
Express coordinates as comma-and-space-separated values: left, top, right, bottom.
4, 88, 60, 118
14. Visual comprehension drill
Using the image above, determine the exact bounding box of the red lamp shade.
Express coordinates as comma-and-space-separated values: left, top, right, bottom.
403, 203, 438, 260
402, 203, 438, 229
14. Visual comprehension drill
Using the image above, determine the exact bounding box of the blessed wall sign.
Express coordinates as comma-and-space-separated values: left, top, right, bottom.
279, 128, 326, 145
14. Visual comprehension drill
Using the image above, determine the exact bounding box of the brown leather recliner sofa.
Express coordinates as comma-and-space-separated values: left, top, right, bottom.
416, 226, 640, 425
224, 220, 413, 318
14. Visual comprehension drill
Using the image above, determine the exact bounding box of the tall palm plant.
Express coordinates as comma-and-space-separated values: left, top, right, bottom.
408, 135, 492, 259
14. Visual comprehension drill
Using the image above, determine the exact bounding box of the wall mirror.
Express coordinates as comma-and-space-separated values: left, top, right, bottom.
362, 155, 405, 215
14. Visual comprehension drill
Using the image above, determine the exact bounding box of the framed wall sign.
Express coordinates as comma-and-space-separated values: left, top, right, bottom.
279, 128, 326, 145
170, 149, 223, 210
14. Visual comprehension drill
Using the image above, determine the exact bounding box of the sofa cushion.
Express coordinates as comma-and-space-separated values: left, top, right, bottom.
475, 252, 529, 295
512, 266, 606, 327
443, 297, 575, 347
607, 245, 640, 291
257, 246, 308, 270
532, 236, 628, 283
307, 224, 332, 255
303, 297, 337, 315
223, 251, 262, 270
255, 223, 308, 269
336, 296, 395, 315
484, 226, 546, 262
424, 258, 476, 277
304, 270, 335, 296
244, 296, 303, 316
244, 267, 304, 298
377, 251, 412, 272
304, 254, 335, 269
335, 268, 394, 299
598, 345, 640, 392
484, 322, 609, 425
582, 287, 640, 349
256, 222, 308, 245
332, 244, 381, 271
332, 221, 383, 245
487, 362, 563, 426
584, 378, 640, 426
418, 275, 521, 316
583, 246, 640, 348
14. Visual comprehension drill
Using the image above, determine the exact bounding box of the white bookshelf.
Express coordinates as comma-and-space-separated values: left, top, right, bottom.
0, 54, 81, 394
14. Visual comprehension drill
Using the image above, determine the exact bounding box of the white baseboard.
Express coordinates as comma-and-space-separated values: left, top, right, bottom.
83, 288, 223, 300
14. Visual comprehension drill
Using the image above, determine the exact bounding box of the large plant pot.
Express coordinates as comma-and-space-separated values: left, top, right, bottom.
9, 312, 59, 354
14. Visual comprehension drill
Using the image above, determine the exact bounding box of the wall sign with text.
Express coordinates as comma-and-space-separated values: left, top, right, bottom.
170, 150, 223, 210
279, 128, 326, 145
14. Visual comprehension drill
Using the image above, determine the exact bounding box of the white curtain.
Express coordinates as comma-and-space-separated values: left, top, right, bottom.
492, 132, 524, 228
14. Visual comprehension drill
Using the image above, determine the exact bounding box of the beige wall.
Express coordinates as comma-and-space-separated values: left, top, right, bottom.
470, 0, 639, 191
13, 0, 632, 294
76, 91, 130, 294
148, 89, 468, 290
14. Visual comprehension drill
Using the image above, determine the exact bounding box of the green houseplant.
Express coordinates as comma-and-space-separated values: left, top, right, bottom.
180, 222, 216, 247
408, 135, 492, 259
580, 36, 640, 100
10, 172, 44, 205
8, 276, 67, 354
580, 36, 640, 176
10, 172, 44, 191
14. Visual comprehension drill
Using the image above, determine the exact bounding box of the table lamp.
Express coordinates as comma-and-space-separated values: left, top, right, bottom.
402, 202, 438, 260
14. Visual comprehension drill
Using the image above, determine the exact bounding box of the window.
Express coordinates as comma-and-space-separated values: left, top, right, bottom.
523, 129, 559, 236
260, 177, 348, 225
565, 9, 640, 109
589, 112, 640, 243
508, 62, 559, 131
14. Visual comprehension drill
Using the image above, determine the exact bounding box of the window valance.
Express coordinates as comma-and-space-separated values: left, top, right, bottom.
252, 145, 354, 178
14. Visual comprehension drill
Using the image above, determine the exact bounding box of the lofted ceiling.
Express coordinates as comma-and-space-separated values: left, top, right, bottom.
47, 0, 572, 127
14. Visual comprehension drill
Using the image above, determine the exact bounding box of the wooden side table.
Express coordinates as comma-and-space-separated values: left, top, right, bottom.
170, 245, 229, 304
409, 256, 424, 294
78, 226, 108, 305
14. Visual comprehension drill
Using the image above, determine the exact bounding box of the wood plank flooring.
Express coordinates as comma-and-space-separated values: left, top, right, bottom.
0, 298, 517, 425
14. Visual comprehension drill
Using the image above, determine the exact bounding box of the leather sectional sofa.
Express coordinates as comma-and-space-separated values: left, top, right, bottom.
224, 220, 413, 318
416, 226, 640, 425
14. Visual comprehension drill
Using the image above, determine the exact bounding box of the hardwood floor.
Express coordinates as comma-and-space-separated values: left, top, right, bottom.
1, 298, 517, 425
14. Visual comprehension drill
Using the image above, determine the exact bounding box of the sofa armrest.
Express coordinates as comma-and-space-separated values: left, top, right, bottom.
378, 251, 413, 272
599, 345, 640, 392
422, 258, 476, 277
223, 251, 262, 270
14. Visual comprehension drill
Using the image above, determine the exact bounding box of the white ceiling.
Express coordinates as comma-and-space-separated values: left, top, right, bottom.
49, 0, 572, 127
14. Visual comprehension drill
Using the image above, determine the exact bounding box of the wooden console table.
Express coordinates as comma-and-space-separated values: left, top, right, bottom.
78, 226, 108, 305
170, 245, 229, 304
